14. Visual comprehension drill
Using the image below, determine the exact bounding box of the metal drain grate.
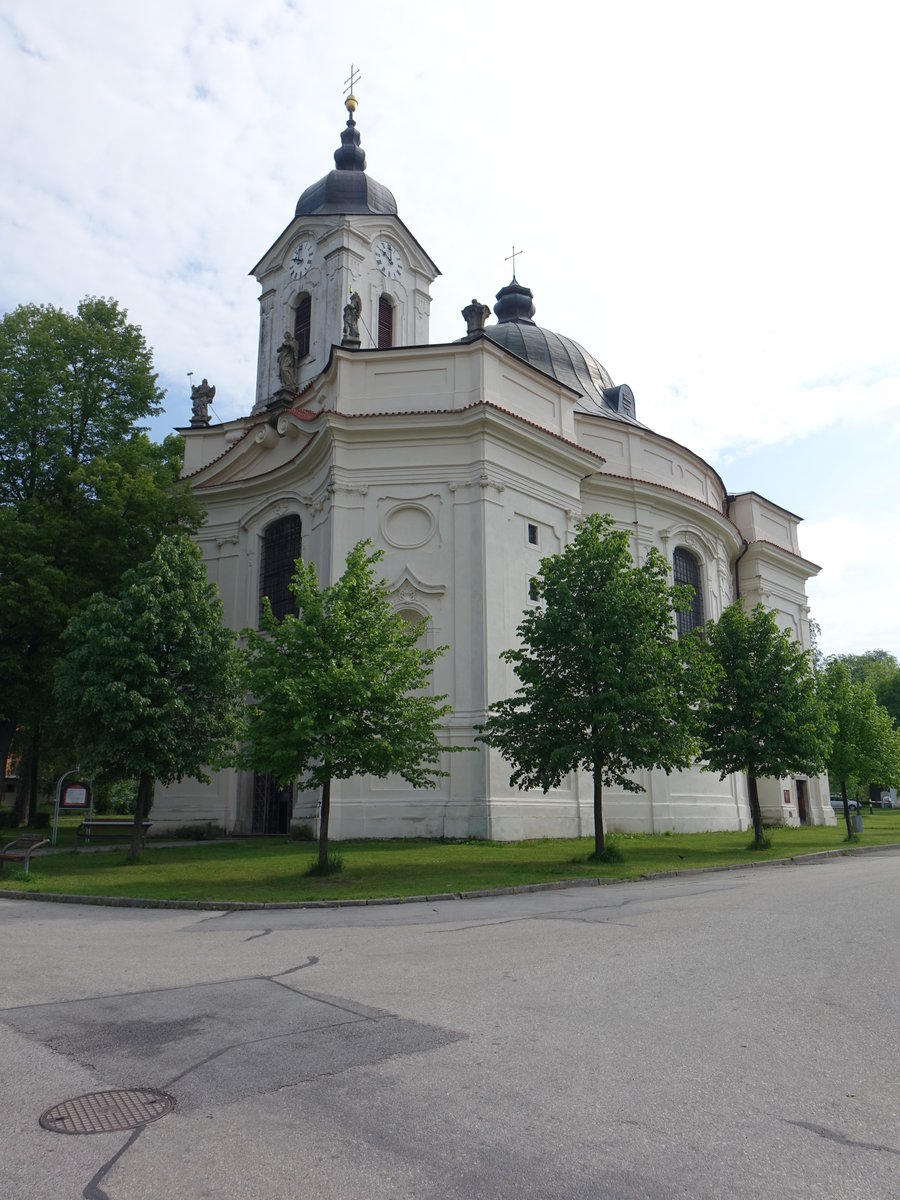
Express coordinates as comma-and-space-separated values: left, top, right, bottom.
39, 1089, 176, 1135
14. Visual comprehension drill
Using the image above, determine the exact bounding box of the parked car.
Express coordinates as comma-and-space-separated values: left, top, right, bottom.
830, 795, 859, 813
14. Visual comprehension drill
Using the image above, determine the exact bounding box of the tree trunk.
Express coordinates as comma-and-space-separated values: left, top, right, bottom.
747, 774, 765, 846
840, 779, 853, 839
131, 771, 155, 861
592, 755, 605, 857
0, 718, 15, 812
12, 729, 39, 827
318, 776, 331, 867
12, 760, 31, 828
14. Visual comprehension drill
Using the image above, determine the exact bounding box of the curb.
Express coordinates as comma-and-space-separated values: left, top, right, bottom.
1, 842, 898, 912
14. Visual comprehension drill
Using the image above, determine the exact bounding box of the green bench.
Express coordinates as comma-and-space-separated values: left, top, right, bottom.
75, 819, 152, 850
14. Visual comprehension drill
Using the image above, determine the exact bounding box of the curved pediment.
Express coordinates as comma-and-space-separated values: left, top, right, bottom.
190, 412, 322, 489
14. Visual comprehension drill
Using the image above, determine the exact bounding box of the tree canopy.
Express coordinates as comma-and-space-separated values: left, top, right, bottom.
696, 602, 832, 846
818, 657, 900, 836
241, 541, 454, 868
833, 650, 900, 729
0, 296, 163, 505
55, 535, 242, 858
479, 514, 709, 858
0, 298, 200, 820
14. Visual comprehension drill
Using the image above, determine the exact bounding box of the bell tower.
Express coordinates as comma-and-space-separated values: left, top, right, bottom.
249, 86, 440, 411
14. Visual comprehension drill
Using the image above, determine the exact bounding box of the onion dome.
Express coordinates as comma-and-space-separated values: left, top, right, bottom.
295, 94, 397, 216
484, 278, 637, 421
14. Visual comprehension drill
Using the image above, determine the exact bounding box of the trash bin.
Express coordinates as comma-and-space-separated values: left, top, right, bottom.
851, 814, 863, 834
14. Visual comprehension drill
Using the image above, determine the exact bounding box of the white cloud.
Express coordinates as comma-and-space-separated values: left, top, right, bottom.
804, 513, 900, 659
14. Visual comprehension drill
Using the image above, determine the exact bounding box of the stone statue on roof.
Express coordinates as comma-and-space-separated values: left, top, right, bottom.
276, 331, 300, 392
190, 377, 215, 426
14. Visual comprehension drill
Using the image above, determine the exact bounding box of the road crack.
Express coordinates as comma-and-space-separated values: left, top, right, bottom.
785, 1119, 900, 1156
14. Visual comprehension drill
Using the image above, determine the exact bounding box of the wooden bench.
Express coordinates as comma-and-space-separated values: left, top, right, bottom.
74, 819, 152, 850
0, 835, 49, 877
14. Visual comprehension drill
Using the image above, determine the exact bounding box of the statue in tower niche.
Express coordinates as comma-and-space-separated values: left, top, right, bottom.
276, 330, 300, 392
190, 377, 215, 426
342, 291, 362, 348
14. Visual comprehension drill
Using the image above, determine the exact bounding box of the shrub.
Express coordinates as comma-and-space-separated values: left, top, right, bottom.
747, 831, 772, 851
93, 779, 137, 816
151, 822, 223, 842
588, 838, 625, 865
304, 852, 344, 877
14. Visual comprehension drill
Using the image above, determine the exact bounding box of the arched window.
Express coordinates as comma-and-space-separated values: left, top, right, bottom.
378, 295, 394, 349
293, 294, 311, 359
260, 515, 301, 623
673, 547, 704, 637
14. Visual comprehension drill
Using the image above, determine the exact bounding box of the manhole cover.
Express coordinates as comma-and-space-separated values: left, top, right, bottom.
39, 1089, 176, 1135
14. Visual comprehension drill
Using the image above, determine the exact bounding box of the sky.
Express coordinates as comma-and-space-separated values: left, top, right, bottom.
2, 0, 898, 661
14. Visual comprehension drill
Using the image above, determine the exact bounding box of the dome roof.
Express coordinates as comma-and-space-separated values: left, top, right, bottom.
295, 104, 397, 217
482, 279, 637, 422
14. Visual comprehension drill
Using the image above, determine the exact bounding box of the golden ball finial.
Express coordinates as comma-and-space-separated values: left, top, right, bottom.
345, 93, 357, 115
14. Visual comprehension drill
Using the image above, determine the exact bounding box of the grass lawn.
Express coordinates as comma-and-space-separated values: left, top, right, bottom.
1, 808, 898, 904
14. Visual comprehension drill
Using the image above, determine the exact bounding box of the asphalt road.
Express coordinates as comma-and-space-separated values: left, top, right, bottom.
2, 851, 898, 1200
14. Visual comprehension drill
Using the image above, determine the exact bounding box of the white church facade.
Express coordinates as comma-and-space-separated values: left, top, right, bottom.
153, 95, 835, 839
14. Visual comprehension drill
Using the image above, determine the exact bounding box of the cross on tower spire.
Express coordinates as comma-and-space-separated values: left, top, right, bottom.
344, 64, 361, 100
505, 244, 524, 280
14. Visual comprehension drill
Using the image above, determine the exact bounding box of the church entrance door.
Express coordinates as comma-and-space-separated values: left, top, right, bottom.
252, 773, 293, 835
795, 778, 809, 825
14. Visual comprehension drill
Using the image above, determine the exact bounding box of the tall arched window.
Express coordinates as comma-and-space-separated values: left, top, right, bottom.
260, 515, 301, 623
673, 547, 704, 637
378, 295, 394, 349
293, 294, 312, 359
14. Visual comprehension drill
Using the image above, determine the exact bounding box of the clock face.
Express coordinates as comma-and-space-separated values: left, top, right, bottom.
375, 239, 403, 281
289, 239, 315, 280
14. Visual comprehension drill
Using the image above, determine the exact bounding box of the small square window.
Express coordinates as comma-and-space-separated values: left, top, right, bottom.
527, 523, 539, 546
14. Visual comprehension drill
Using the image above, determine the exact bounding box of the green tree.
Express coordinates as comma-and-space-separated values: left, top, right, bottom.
0, 298, 201, 820
241, 541, 454, 870
819, 658, 900, 836
875, 672, 900, 729
0, 297, 163, 506
479, 514, 708, 859
697, 603, 832, 847
834, 650, 900, 729
54, 535, 242, 860
835, 649, 898, 693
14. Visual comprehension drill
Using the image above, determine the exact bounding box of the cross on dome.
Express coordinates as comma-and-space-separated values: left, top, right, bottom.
504, 244, 524, 280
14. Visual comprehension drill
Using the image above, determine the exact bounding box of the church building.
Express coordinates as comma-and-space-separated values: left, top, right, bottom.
153, 93, 835, 839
